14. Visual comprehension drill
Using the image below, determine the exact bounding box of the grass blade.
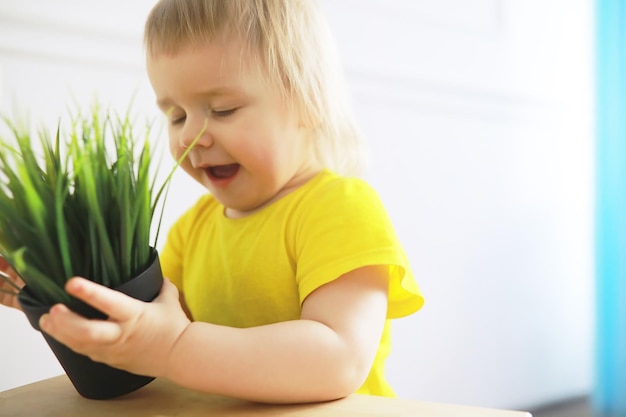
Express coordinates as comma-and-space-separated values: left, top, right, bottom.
0, 103, 179, 304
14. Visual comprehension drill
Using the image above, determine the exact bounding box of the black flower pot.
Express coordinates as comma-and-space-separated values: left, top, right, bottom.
18, 252, 164, 400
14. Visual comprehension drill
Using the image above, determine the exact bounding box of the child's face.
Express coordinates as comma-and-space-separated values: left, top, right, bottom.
147, 40, 320, 218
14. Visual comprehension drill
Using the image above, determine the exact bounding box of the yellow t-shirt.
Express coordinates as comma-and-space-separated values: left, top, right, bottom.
160, 169, 424, 396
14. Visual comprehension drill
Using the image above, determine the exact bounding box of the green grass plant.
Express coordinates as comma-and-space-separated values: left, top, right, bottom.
0, 105, 197, 307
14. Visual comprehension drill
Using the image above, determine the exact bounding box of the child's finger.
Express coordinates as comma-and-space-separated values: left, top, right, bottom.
40, 304, 123, 347
64, 277, 141, 322
157, 278, 180, 303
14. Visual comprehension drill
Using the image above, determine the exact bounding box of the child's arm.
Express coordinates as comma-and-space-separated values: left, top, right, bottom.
39, 265, 389, 403
167, 265, 388, 402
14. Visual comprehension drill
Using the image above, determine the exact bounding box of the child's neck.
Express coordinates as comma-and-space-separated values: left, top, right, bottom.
224, 166, 324, 219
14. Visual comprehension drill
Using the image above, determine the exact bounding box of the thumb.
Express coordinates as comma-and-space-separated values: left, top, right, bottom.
157, 278, 181, 303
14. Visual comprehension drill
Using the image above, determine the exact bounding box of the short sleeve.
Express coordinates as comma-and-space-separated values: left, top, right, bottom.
294, 177, 424, 318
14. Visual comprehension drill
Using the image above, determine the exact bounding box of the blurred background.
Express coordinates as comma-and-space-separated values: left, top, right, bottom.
0, 0, 599, 415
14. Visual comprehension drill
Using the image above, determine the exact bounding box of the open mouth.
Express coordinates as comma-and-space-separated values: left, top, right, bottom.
206, 164, 240, 180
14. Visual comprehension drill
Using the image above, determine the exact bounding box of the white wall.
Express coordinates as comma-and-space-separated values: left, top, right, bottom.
0, 0, 594, 411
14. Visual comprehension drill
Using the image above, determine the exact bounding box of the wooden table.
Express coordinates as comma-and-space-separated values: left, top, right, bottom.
0, 375, 531, 417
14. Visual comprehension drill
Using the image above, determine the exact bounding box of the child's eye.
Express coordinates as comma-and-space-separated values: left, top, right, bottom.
170, 115, 186, 126
212, 108, 238, 118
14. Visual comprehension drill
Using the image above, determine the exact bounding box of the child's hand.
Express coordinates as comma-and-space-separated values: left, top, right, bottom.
39, 277, 191, 378
0, 257, 24, 311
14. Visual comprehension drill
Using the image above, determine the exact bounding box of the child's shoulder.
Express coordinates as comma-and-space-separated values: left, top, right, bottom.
300, 170, 381, 204
292, 170, 386, 219
172, 193, 221, 228
184, 193, 220, 214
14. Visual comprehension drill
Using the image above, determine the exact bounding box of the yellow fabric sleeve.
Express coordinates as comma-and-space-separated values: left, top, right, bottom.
295, 177, 423, 318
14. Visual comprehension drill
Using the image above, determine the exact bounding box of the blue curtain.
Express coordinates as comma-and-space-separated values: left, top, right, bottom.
595, 0, 626, 415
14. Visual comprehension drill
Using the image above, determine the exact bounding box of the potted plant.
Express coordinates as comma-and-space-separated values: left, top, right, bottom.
0, 105, 194, 400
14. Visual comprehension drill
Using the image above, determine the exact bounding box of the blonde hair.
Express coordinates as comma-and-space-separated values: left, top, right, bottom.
144, 0, 366, 176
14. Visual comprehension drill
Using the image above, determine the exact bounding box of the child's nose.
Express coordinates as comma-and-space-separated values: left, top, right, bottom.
179, 117, 212, 149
